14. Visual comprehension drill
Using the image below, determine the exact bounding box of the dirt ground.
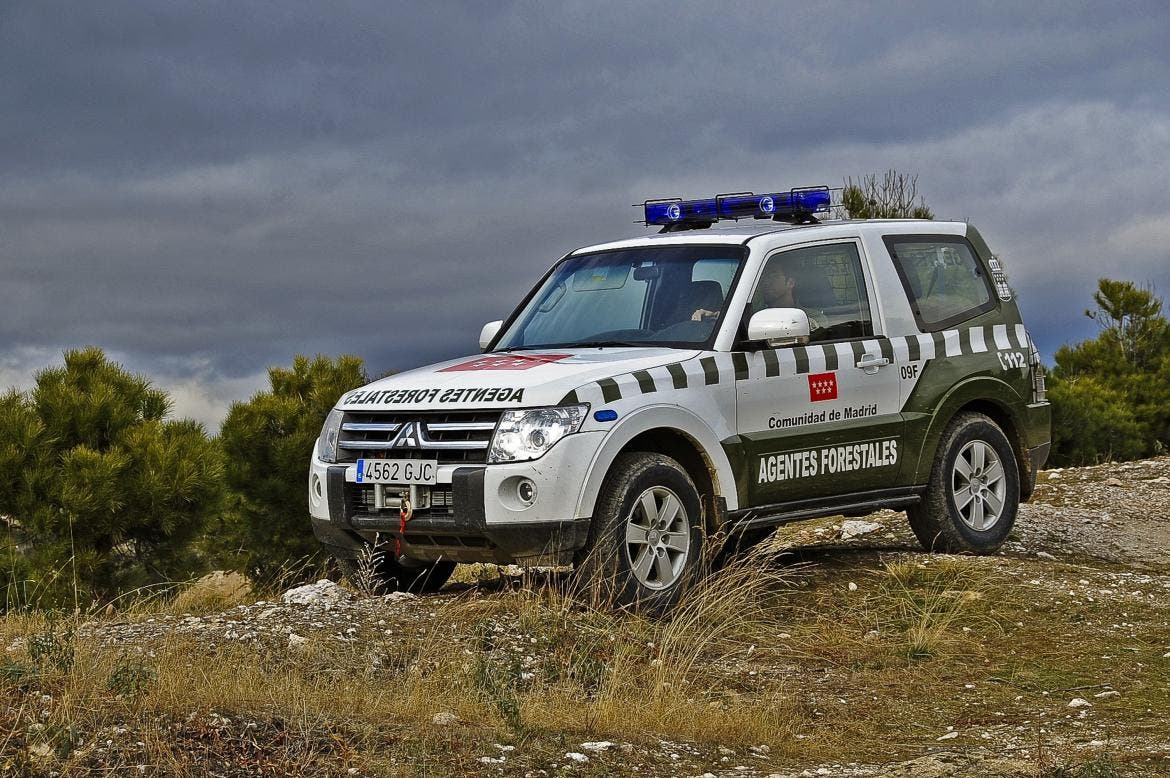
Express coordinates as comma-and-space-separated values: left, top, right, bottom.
769, 455, 1170, 570
4, 458, 1170, 776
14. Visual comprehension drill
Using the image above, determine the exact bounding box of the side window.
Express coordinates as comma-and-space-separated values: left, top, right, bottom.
884, 236, 995, 330
750, 243, 873, 342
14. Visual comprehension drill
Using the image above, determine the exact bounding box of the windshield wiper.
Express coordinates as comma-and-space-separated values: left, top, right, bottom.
499, 340, 647, 351
565, 340, 647, 349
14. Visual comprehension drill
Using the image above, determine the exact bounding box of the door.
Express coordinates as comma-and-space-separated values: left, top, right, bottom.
734, 240, 905, 508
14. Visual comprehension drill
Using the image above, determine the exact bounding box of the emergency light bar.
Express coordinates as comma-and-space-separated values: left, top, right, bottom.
642, 187, 830, 229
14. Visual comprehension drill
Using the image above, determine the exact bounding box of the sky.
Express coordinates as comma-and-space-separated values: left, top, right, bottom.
3, 1, 1169, 429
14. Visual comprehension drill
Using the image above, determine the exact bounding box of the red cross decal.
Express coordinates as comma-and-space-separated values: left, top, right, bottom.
807, 371, 838, 402
439, 353, 572, 372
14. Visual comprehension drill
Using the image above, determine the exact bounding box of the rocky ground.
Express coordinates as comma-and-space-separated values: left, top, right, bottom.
4, 458, 1170, 776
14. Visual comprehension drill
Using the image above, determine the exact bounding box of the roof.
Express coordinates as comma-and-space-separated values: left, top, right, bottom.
572, 219, 971, 254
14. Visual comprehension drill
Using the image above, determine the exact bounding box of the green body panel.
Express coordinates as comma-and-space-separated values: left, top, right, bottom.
899, 227, 1048, 485
721, 305, 1049, 511
728, 414, 903, 506
575, 221, 1052, 518
904, 371, 1027, 485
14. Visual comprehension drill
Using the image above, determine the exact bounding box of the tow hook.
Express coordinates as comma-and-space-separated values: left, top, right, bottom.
395, 496, 413, 556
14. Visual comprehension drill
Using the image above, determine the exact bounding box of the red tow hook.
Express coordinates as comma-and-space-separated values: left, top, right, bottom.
395, 497, 413, 556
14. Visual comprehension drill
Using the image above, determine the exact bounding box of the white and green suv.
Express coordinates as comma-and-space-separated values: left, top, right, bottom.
308, 188, 1051, 612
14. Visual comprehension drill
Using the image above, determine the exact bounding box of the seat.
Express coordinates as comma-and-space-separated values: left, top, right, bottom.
668, 280, 724, 323
790, 264, 837, 312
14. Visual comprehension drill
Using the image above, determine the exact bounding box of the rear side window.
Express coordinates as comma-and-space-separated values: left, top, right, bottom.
884, 236, 995, 331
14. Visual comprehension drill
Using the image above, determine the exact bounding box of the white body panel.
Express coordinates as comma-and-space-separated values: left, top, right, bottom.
310, 218, 987, 559
337, 347, 700, 413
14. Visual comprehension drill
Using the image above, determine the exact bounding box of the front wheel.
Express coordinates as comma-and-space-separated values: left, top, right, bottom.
908, 412, 1020, 554
574, 452, 705, 614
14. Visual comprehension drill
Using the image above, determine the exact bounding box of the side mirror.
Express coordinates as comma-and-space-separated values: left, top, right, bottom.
747, 308, 810, 346
479, 320, 503, 352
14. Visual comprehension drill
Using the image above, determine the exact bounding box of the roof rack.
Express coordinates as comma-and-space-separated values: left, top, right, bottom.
638, 187, 831, 233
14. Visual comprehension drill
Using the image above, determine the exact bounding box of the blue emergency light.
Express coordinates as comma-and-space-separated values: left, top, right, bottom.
642, 187, 830, 229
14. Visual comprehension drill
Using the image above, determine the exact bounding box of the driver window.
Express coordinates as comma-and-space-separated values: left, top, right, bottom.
750, 243, 873, 342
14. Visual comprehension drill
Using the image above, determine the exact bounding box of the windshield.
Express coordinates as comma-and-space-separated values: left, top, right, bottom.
494, 245, 746, 351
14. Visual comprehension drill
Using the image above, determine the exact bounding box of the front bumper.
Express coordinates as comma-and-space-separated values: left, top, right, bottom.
308, 431, 603, 565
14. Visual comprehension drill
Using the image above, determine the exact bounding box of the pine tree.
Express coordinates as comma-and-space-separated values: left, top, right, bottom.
0, 347, 223, 609
1049, 279, 1170, 464
214, 354, 367, 576
841, 170, 934, 220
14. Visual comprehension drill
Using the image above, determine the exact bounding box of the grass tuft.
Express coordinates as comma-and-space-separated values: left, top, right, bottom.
876, 558, 995, 659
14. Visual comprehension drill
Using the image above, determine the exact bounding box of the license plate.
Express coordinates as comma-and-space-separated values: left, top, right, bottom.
353, 459, 437, 485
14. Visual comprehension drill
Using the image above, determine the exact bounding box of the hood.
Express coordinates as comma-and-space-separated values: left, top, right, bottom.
338, 347, 699, 411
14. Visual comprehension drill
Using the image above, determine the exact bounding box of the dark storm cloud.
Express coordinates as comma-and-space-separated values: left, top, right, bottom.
2, 1, 1170, 423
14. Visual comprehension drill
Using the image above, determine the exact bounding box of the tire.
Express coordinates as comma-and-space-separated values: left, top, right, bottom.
574, 452, 705, 615
336, 549, 455, 594
908, 412, 1020, 554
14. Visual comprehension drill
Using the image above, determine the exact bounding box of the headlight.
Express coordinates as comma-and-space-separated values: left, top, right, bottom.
488, 405, 588, 463
317, 408, 345, 463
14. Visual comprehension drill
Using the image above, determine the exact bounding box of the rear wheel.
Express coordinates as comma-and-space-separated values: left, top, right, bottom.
336, 548, 455, 594
908, 412, 1020, 554
574, 452, 705, 615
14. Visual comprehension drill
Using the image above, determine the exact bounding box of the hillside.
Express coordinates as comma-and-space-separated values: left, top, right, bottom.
3, 459, 1169, 776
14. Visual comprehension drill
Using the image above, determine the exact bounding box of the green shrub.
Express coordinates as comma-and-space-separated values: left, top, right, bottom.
0, 348, 222, 609
214, 354, 367, 576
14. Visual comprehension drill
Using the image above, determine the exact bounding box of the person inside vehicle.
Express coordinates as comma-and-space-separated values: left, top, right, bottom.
686, 261, 831, 327
678, 279, 723, 323
756, 263, 799, 308
691, 305, 720, 322
751, 259, 832, 335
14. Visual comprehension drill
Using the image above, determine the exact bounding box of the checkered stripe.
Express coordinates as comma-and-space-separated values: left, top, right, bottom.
558, 324, 1031, 405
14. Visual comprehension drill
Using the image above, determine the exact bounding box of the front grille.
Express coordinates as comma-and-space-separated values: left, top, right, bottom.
337, 410, 500, 464
346, 484, 455, 518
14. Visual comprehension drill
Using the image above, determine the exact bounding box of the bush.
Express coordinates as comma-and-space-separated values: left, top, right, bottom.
0, 347, 222, 610
841, 170, 934, 219
214, 354, 367, 577
1048, 375, 1146, 465
1049, 279, 1170, 465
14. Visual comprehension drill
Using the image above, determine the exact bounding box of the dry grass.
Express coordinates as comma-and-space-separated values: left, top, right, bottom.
876, 558, 998, 659
3, 547, 1168, 775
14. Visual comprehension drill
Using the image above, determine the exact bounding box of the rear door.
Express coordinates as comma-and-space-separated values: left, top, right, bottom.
734, 239, 905, 508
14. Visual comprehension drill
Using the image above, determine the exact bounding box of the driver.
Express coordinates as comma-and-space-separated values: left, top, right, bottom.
756, 264, 799, 308
753, 260, 827, 333
692, 265, 805, 323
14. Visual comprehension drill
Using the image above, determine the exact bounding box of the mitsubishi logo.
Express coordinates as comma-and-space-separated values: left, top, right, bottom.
392, 421, 424, 448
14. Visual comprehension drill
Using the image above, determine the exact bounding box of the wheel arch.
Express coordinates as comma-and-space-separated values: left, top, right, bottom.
911, 376, 1034, 499
575, 405, 737, 528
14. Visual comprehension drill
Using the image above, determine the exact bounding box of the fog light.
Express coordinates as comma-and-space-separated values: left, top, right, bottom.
517, 478, 537, 506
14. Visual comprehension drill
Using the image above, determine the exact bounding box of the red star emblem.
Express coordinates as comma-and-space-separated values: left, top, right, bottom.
807, 371, 838, 402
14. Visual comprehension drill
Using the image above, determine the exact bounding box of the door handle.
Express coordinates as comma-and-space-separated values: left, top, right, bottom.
856, 353, 890, 373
